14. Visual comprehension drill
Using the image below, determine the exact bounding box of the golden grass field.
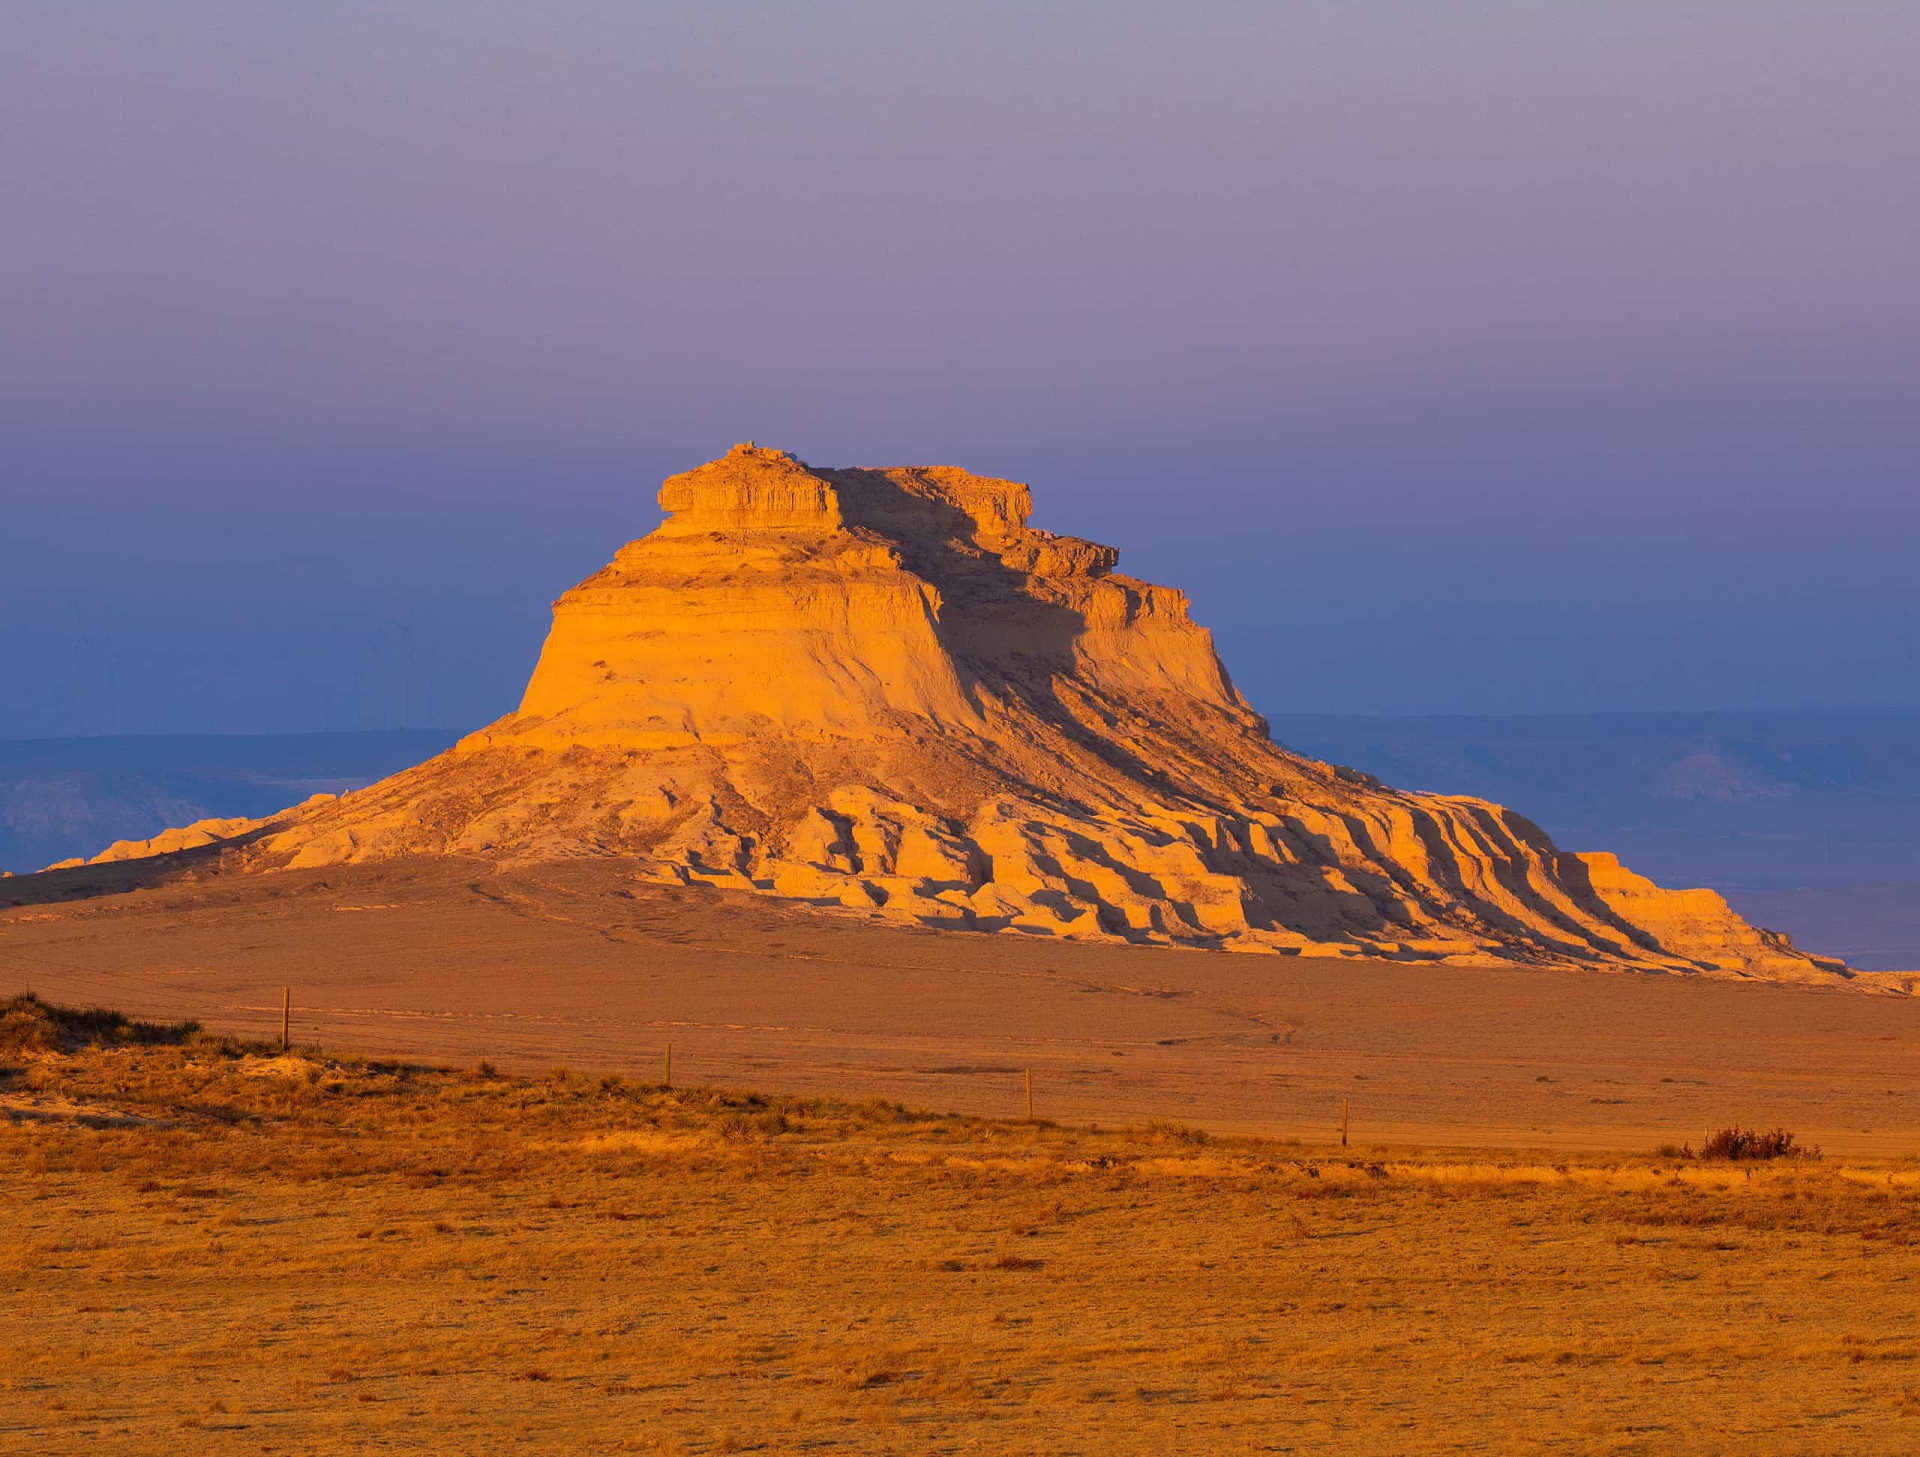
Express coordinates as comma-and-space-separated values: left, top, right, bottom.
5, 995, 1920, 1454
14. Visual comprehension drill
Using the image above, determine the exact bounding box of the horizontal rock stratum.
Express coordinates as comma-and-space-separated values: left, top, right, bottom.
65, 445, 1851, 981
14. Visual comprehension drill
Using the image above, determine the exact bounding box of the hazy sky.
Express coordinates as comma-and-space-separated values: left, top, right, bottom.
4, 2, 1916, 738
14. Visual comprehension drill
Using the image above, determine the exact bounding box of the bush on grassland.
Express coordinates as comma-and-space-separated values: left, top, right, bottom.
1696, 1126, 1816, 1161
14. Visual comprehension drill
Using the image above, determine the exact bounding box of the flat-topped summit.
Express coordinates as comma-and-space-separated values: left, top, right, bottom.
654, 444, 848, 534
55, 447, 1854, 983
509, 443, 1244, 746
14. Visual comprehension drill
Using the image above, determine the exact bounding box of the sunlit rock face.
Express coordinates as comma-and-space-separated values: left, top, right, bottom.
82, 445, 1851, 981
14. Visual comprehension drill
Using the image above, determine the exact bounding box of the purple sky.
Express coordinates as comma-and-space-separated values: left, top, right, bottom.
4, 2, 1916, 737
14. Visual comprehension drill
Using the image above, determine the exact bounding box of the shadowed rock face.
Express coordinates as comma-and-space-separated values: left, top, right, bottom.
66, 445, 1852, 981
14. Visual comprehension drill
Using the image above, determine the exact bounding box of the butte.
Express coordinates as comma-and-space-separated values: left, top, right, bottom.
54, 444, 1852, 982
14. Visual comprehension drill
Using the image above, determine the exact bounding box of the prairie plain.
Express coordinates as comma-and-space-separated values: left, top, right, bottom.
7, 859, 1920, 1452
5, 855, 1920, 1154
5, 995, 1920, 1455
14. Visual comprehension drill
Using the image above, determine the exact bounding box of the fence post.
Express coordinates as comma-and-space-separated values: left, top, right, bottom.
1025, 1068, 1033, 1121
664, 1041, 672, 1089
281, 987, 290, 1051
1340, 1096, 1350, 1148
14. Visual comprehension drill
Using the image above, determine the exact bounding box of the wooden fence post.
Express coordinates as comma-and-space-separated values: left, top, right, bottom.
281, 987, 290, 1051
1025, 1068, 1034, 1121
1340, 1096, 1350, 1148
664, 1041, 672, 1089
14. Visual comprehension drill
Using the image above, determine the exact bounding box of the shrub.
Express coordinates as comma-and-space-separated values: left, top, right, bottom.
1697, 1126, 1815, 1161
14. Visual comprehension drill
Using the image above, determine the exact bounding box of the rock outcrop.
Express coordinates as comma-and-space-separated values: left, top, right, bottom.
67, 445, 1852, 981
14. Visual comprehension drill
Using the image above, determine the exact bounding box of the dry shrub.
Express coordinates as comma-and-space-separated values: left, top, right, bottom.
1697, 1127, 1816, 1161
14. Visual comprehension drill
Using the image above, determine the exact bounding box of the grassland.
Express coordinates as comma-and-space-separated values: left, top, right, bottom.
4, 995, 1920, 1454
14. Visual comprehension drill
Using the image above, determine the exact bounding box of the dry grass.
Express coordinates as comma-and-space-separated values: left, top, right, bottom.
4, 1003, 1920, 1453
0, 991, 204, 1057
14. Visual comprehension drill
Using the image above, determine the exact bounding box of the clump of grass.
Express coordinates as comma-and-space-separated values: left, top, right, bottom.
0, 992, 202, 1059
1145, 1119, 1210, 1145
850, 1095, 910, 1126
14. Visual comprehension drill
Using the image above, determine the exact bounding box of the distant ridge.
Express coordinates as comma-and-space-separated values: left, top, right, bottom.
0, 731, 457, 873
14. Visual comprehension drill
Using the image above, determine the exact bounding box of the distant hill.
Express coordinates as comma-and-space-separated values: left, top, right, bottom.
1270, 710, 1920, 970
0, 731, 460, 873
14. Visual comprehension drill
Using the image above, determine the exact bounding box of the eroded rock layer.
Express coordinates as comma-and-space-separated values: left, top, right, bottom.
73, 446, 1850, 981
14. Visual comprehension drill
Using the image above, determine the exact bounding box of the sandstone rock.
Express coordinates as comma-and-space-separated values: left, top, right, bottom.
67, 445, 1854, 982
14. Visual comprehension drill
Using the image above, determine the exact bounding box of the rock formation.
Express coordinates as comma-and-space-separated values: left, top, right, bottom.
63, 445, 1852, 981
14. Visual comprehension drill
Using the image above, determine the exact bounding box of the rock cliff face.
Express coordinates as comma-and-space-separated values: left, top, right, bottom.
71, 445, 1850, 980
